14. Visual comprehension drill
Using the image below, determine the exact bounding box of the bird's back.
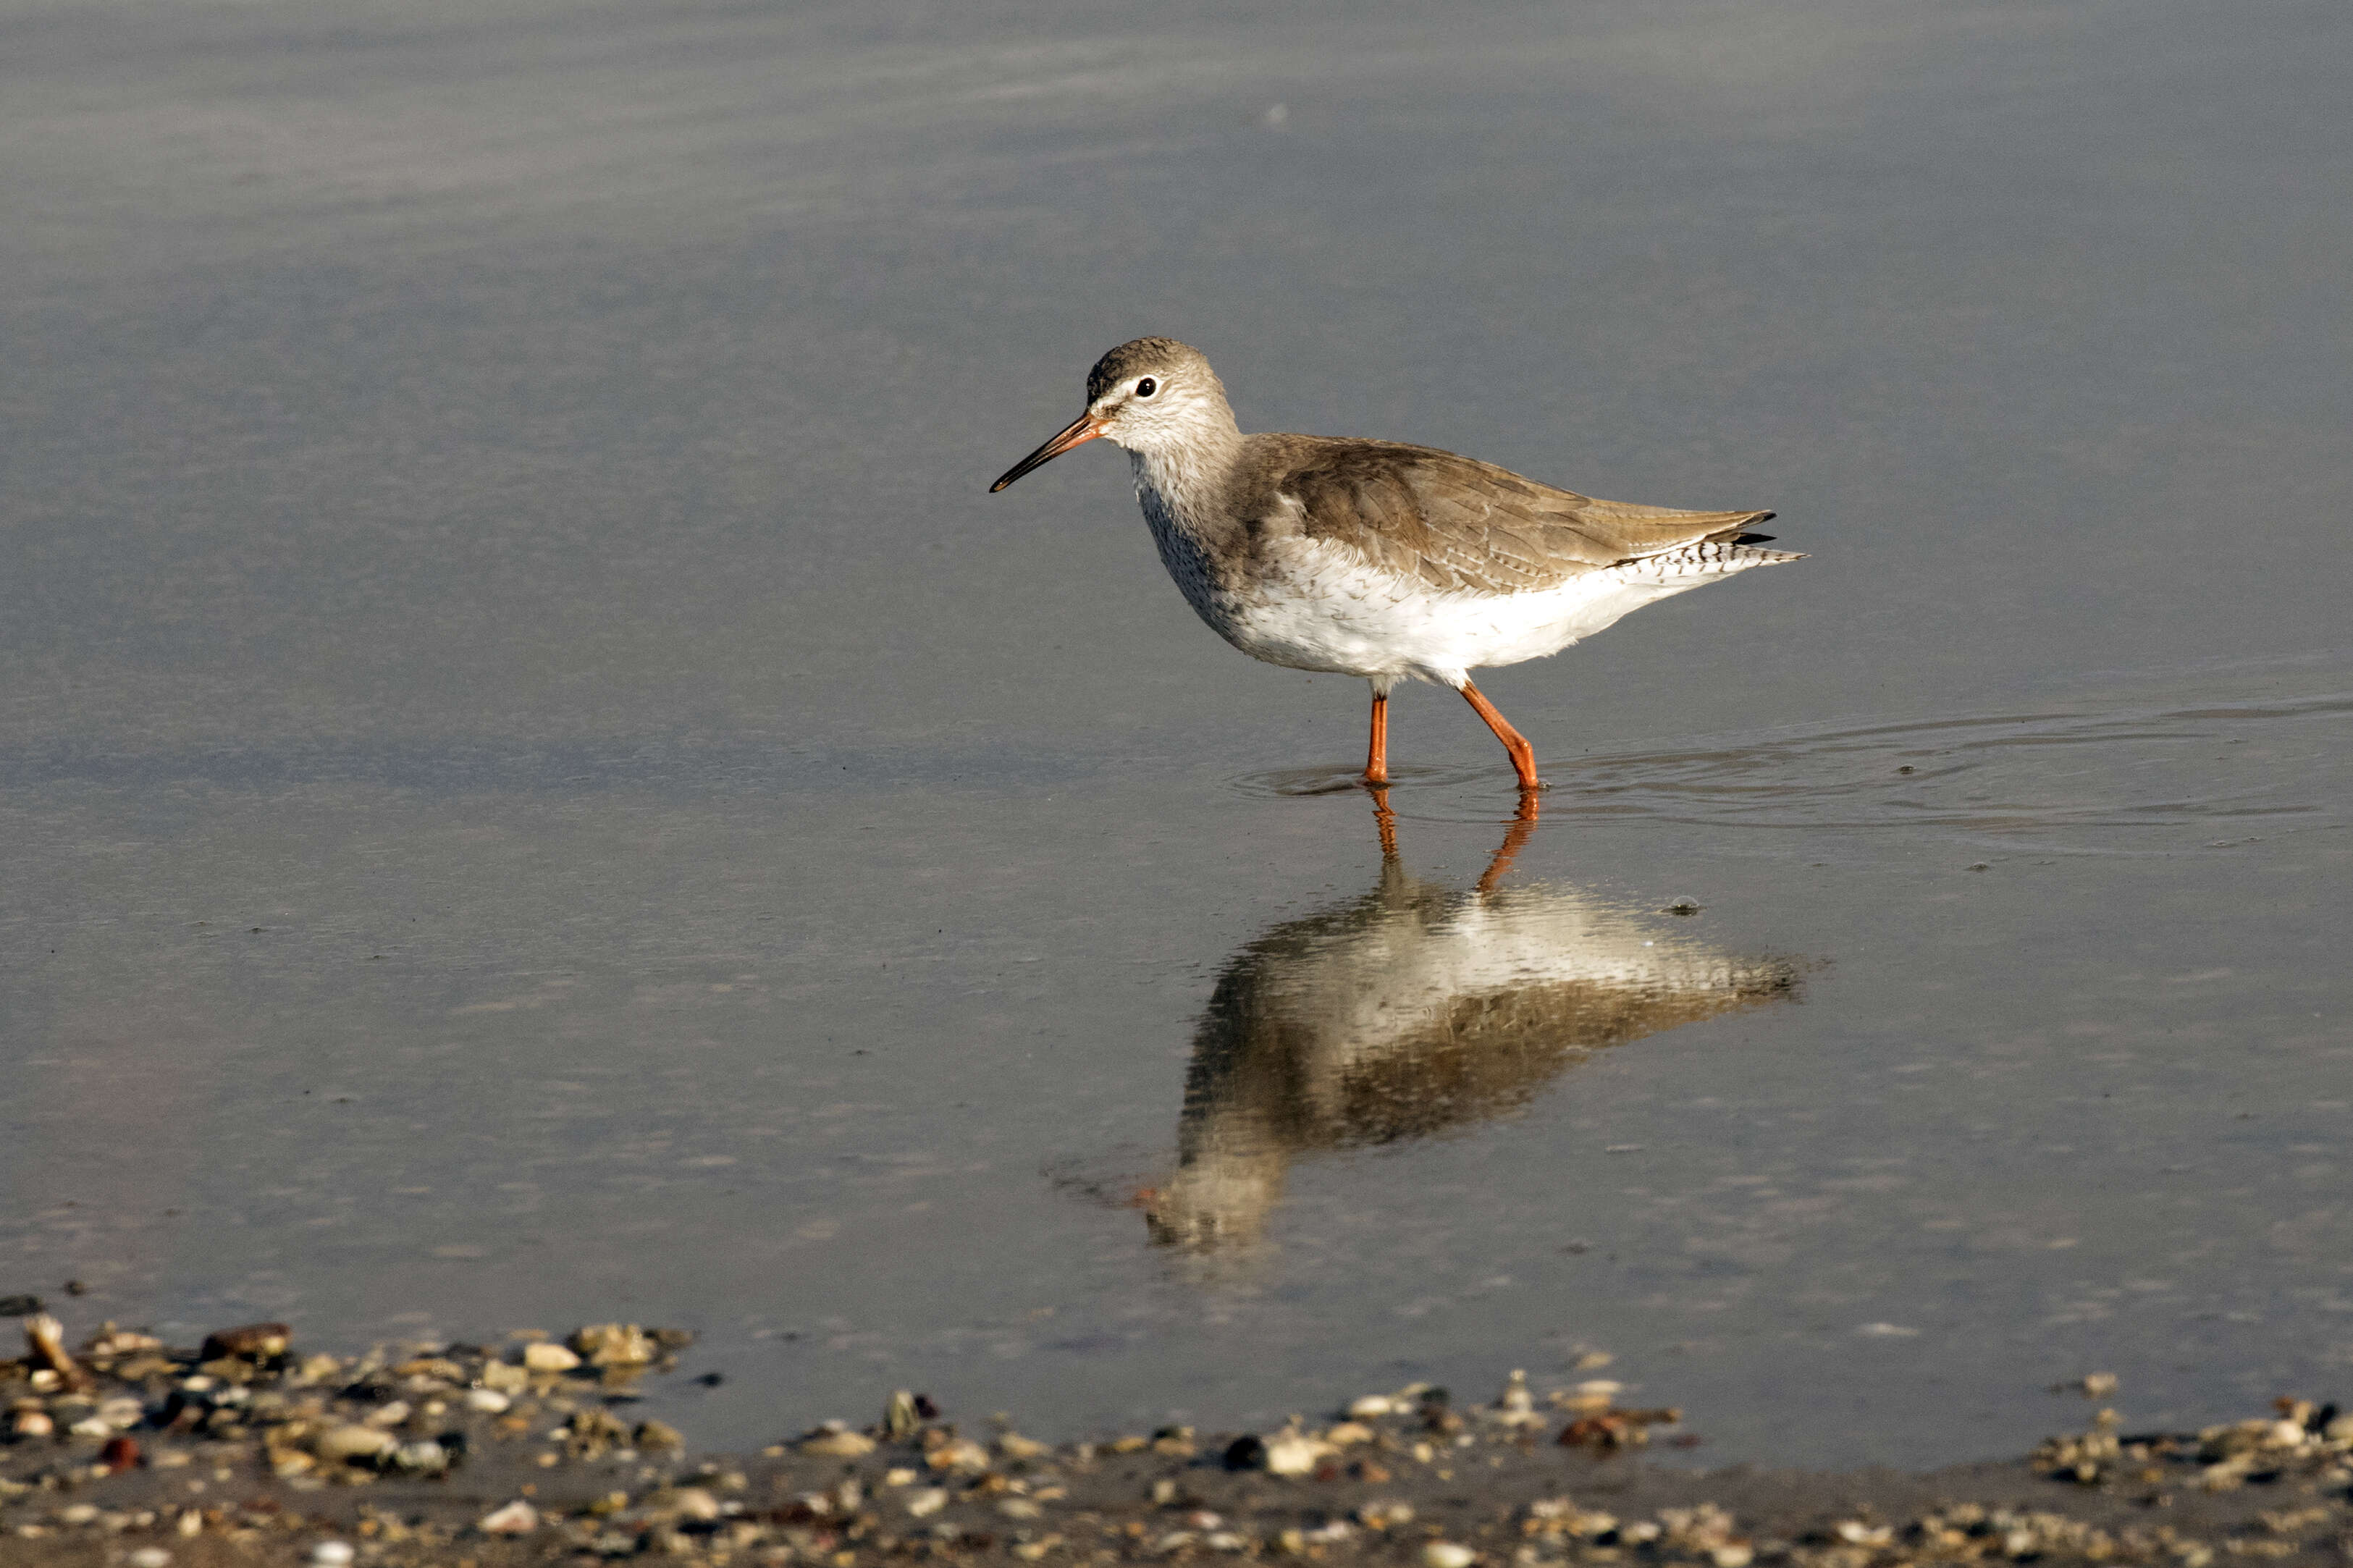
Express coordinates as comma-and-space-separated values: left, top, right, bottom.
1226, 434, 1780, 597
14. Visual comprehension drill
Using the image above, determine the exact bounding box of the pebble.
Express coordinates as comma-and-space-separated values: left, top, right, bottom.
1263, 1433, 1334, 1476
1347, 1395, 1395, 1418
521, 1341, 581, 1373
479, 1360, 529, 1392
463, 1387, 510, 1413
571, 1323, 658, 1368
668, 1487, 722, 1522
315, 1424, 396, 1462
477, 1499, 539, 1535
127, 1550, 172, 1568
296, 1354, 345, 1383
801, 1425, 877, 1457
1423, 1542, 1476, 1568
309, 1543, 356, 1566
392, 1440, 449, 1472
925, 1437, 989, 1470
96, 1395, 145, 1428
201, 1323, 291, 1362
906, 1488, 949, 1517
25, 1313, 89, 1387
634, 1417, 685, 1451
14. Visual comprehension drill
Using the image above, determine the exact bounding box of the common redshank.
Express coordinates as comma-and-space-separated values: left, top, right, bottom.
990, 337, 1801, 791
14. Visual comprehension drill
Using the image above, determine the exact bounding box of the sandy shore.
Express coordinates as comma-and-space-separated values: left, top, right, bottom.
4, 1314, 2348, 1568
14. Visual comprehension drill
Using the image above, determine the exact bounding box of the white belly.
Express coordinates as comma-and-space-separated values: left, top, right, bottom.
1201, 539, 1712, 687
1130, 463, 1772, 689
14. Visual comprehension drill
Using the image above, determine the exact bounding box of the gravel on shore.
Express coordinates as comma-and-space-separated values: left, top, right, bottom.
5, 1312, 2352, 1568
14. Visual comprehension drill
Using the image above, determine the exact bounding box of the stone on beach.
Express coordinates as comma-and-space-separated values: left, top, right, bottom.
201, 1322, 292, 1362
521, 1341, 581, 1373
1262, 1431, 1335, 1475
477, 1499, 540, 1534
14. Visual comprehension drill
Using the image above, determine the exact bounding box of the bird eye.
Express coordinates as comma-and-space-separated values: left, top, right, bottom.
1135, 377, 1158, 398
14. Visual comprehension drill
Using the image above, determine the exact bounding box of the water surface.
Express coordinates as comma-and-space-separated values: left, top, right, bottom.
1, 0, 2349, 1470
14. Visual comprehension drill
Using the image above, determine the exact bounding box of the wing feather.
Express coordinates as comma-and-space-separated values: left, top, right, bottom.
1233, 435, 1774, 596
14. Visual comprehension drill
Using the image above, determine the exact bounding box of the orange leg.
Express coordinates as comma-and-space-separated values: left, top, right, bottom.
1458, 679, 1541, 791
1362, 688, 1390, 785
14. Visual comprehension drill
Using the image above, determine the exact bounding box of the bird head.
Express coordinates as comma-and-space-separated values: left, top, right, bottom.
990, 337, 1233, 491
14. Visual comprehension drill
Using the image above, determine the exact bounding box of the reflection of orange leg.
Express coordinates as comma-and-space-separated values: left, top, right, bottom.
1367, 785, 1399, 860
1476, 796, 1540, 895
1362, 688, 1390, 785
1459, 679, 1541, 790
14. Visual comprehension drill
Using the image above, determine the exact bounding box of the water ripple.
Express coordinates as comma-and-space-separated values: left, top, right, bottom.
1237, 686, 2353, 846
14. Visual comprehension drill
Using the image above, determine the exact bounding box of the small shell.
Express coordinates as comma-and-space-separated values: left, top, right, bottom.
1263, 1435, 1334, 1476
634, 1419, 685, 1452
924, 1437, 988, 1470
313, 1425, 396, 1463
477, 1500, 539, 1535
521, 1342, 581, 1373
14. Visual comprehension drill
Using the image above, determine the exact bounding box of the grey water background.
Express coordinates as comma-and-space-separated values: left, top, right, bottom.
2, 0, 2349, 1470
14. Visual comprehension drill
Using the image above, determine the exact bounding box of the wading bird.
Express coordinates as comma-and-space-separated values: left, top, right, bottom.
992, 338, 1801, 792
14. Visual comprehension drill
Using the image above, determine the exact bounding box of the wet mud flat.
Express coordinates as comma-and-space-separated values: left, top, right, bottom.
5, 1315, 2352, 1568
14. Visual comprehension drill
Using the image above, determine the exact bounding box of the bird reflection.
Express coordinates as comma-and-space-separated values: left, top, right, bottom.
1142, 793, 1800, 1252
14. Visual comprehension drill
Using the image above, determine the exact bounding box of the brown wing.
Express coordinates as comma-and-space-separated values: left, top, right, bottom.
1236, 435, 1774, 595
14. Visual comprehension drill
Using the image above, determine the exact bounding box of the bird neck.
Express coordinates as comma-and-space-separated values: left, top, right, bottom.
1126, 420, 1244, 529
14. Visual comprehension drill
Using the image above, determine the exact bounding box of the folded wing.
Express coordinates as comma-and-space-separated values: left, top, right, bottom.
1248, 436, 1775, 596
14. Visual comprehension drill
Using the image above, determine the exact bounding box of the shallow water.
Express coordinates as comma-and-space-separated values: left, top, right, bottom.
1, 0, 2349, 1472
